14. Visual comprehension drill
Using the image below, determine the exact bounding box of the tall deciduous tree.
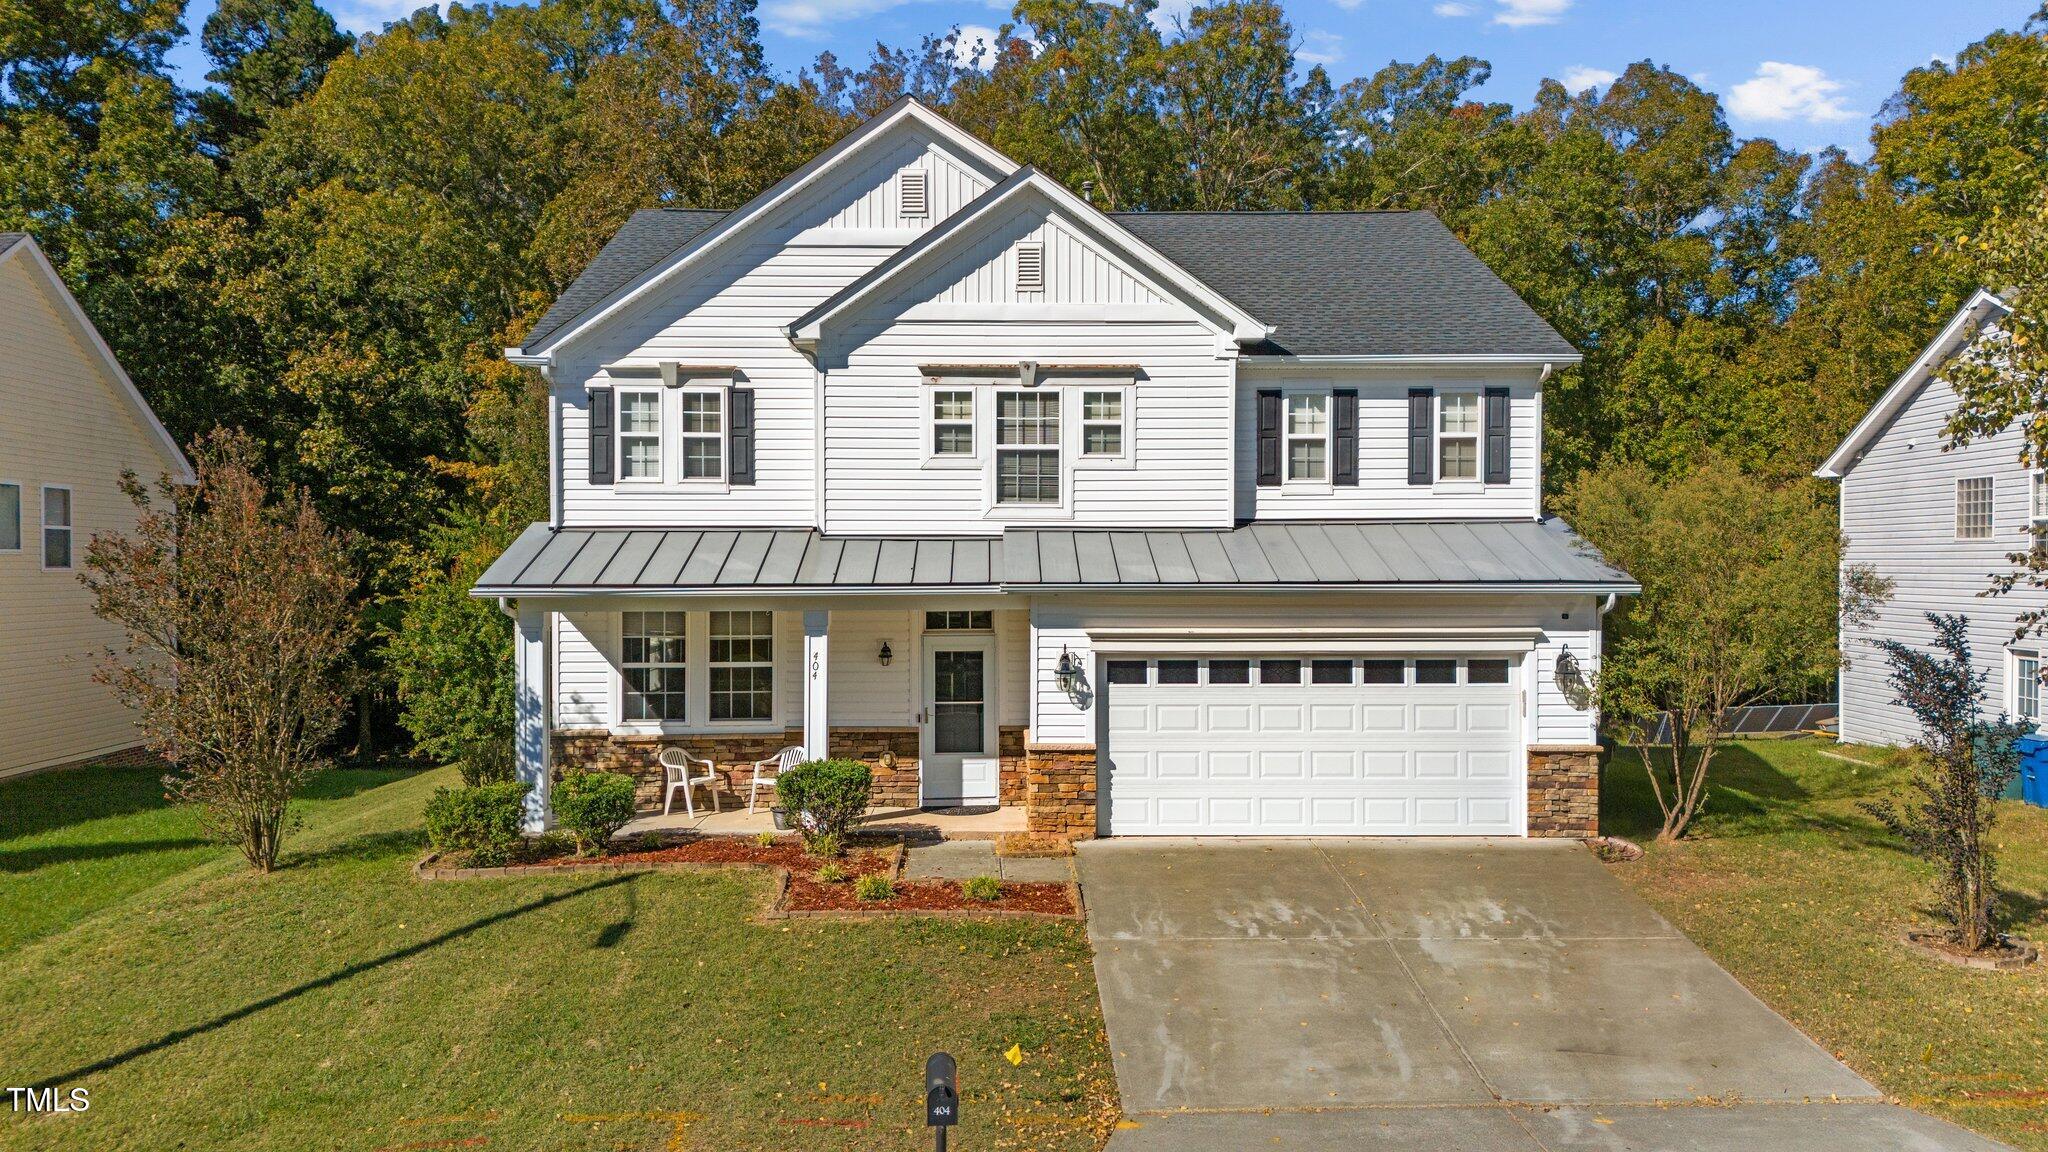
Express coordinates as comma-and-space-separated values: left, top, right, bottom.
83, 431, 358, 872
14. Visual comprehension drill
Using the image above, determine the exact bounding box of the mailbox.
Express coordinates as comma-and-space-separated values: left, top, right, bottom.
925, 1051, 959, 1147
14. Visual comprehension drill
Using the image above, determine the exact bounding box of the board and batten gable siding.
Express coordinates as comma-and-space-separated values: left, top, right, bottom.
1234, 367, 1544, 521
550, 124, 998, 530
1838, 370, 2047, 746
0, 256, 169, 776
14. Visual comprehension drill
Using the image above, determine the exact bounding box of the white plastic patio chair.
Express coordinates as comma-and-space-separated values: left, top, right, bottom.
658, 747, 720, 818
749, 745, 807, 814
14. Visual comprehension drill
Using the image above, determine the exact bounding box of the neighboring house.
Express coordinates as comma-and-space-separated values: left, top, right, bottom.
0, 234, 195, 778
1820, 289, 2046, 746
475, 99, 1638, 838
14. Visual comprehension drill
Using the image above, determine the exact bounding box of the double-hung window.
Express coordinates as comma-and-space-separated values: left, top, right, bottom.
618, 390, 663, 480
1286, 394, 1328, 481
1081, 390, 1124, 457
2018, 651, 2042, 726
1439, 392, 1480, 481
680, 391, 724, 479
0, 481, 19, 552
709, 610, 774, 721
40, 486, 71, 570
621, 611, 688, 721
1957, 476, 1994, 539
932, 390, 974, 457
2032, 471, 2047, 530
995, 390, 1060, 504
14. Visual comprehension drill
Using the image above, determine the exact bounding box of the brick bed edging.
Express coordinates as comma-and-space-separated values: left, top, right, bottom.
412, 843, 1085, 922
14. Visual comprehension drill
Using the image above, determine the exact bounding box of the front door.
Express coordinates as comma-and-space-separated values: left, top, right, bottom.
921, 642, 998, 806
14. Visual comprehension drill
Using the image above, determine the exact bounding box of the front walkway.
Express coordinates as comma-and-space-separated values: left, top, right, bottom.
1078, 839, 2007, 1151
619, 804, 1025, 840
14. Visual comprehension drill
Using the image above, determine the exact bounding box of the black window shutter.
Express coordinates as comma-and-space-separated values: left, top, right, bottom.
1407, 389, 1433, 486
588, 386, 614, 485
1484, 387, 1510, 485
1332, 390, 1358, 487
728, 388, 755, 486
1255, 390, 1282, 487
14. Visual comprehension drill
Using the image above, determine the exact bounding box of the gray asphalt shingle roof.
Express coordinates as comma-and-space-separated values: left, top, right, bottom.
0, 233, 25, 258
474, 519, 1634, 594
515, 206, 1574, 360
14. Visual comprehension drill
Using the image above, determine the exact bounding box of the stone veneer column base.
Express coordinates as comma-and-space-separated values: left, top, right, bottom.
1024, 743, 1098, 841
1527, 744, 1602, 837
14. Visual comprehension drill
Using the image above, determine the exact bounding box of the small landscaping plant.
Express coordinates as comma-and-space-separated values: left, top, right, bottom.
853, 873, 894, 902
753, 830, 776, 847
635, 830, 666, 853
423, 781, 529, 867
553, 771, 637, 856
1866, 612, 2030, 953
805, 829, 845, 860
963, 874, 1002, 902
775, 759, 872, 851
814, 862, 848, 884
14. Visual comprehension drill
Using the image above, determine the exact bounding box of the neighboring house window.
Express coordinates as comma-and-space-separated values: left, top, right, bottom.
1286, 393, 1328, 481
0, 481, 18, 552
995, 390, 1059, 504
1082, 390, 1124, 457
2032, 471, 2047, 528
621, 611, 688, 722
2017, 650, 2042, 726
709, 610, 774, 721
1956, 476, 1994, 539
925, 610, 993, 630
1439, 393, 1480, 481
618, 390, 662, 480
681, 391, 724, 479
932, 391, 974, 456
40, 486, 71, 570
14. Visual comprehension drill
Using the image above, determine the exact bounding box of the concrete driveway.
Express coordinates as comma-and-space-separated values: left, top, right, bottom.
1078, 839, 2007, 1151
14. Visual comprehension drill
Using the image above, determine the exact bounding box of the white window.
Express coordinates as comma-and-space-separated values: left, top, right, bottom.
2032, 471, 2046, 526
621, 611, 687, 722
932, 390, 975, 456
1286, 394, 1328, 481
2017, 651, 2041, 725
1081, 390, 1124, 457
41, 486, 71, 570
1439, 392, 1480, 481
899, 169, 929, 218
0, 481, 18, 552
1957, 476, 1994, 539
996, 390, 1060, 504
709, 610, 775, 721
680, 391, 724, 480
618, 390, 662, 480
1015, 242, 1044, 292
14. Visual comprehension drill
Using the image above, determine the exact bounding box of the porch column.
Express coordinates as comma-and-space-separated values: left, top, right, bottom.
513, 601, 552, 833
803, 609, 829, 759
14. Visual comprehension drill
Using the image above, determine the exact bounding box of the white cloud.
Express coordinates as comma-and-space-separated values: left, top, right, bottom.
328, 0, 441, 35
1298, 30, 1343, 67
1493, 0, 1572, 27
762, 0, 916, 39
1332, 0, 1367, 10
951, 24, 1001, 69
1433, 2, 1473, 15
1726, 61, 1857, 123
1560, 66, 1618, 92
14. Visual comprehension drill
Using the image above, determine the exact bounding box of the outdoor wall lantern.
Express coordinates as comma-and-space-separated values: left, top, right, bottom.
878, 641, 893, 667
1054, 645, 1081, 693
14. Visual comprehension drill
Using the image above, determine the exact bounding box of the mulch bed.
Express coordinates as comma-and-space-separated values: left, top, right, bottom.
520, 836, 896, 876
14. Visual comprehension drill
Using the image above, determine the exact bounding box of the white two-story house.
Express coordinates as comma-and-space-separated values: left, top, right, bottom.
1821, 290, 2048, 745
476, 99, 1637, 839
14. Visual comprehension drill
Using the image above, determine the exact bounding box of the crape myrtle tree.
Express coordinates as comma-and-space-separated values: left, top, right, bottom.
84, 430, 358, 872
1865, 613, 2030, 953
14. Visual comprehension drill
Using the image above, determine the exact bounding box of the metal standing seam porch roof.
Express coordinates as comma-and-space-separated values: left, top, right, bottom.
472, 519, 1635, 596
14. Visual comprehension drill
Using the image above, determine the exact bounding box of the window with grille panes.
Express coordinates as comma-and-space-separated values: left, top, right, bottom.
925, 610, 993, 631
1957, 476, 1994, 539
932, 390, 974, 456
2017, 651, 2041, 726
1082, 390, 1124, 457
995, 390, 1059, 503
1439, 392, 1480, 481
1286, 394, 1327, 481
621, 612, 687, 721
619, 390, 662, 480
680, 391, 723, 479
709, 611, 774, 721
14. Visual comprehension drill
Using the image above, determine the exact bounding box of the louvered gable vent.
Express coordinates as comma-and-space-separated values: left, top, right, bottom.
899, 169, 928, 219
1015, 242, 1044, 292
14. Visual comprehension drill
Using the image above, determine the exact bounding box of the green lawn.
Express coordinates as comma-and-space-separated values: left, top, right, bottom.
1604, 738, 2048, 1149
0, 763, 1115, 1151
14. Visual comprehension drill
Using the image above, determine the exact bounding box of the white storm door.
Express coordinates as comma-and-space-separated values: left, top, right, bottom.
921, 641, 999, 806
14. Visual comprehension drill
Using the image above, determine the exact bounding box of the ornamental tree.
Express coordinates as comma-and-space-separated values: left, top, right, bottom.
84, 430, 357, 872
1865, 613, 2030, 953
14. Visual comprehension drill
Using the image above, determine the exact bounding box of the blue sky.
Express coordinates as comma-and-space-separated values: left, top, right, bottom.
164, 0, 2037, 156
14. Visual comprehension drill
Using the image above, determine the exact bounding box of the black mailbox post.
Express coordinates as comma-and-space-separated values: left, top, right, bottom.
925, 1052, 959, 1150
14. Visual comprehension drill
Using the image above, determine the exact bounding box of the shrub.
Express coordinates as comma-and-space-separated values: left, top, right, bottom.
815, 862, 848, 883
776, 759, 873, 847
963, 874, 1002, 902
388, 515, 519, 786
805, 830, 845, 860
853, 873, 894, 902
424, 781, 529, 867
635, 831, 666, 853
554, 771, 637, 856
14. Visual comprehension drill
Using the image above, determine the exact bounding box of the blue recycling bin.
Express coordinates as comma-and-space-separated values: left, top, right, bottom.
2015, 735, 2048, 807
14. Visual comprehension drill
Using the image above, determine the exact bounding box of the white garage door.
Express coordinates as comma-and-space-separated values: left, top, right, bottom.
1102, 655, 1523, 836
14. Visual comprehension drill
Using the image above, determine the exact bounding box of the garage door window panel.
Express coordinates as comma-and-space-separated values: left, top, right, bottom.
1360, 659, 1404, 684
1311, 659, 1353, 684
1207, 659, 1250, 684
1259, 659, 1302, 684
1415, 659, 1458, 685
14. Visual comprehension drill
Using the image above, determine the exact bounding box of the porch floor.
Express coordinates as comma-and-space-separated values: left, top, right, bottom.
619, 803, 1027, 841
